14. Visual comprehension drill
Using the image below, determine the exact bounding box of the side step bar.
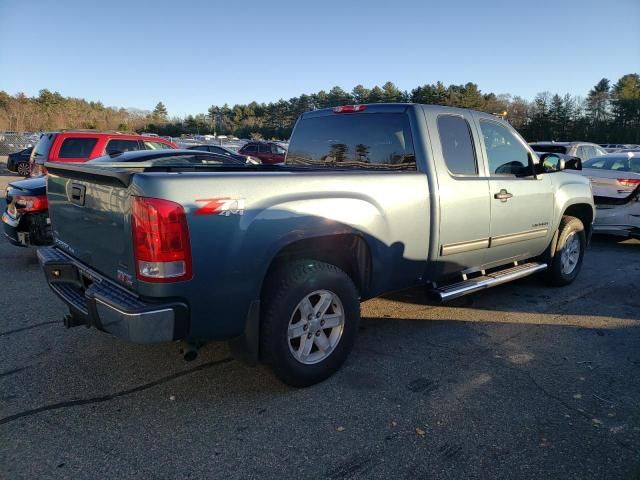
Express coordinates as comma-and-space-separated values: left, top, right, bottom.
430, 262, 548, 302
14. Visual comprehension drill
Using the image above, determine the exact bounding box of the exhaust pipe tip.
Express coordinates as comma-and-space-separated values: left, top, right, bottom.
183, 349, 198, 362
179, 342, 201, 362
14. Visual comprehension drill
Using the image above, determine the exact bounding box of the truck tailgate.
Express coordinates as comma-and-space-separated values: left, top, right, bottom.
46, 166, 136, 288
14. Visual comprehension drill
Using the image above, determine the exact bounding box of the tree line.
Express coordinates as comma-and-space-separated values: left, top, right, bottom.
1, 74, 638, 144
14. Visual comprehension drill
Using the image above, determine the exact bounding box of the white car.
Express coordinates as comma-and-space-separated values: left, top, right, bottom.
579, 152, 640, 238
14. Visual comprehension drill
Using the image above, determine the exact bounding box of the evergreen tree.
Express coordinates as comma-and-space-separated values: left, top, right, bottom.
152, 102, 168, 123
586, 78, 610, 124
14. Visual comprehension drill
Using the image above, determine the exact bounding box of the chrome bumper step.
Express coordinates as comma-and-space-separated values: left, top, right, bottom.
430, 262, 548, 301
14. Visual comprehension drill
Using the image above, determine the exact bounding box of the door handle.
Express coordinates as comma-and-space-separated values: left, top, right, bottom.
494, 189, 513, 202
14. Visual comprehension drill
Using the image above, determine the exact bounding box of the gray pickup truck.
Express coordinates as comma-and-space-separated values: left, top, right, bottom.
38, 103, 594, 386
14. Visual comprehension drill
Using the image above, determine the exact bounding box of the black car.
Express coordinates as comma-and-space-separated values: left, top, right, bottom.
88, 148, 249, 166
1, 149, 244, 248
7, 147, 33, 176
186, 144, 260, 164
2, 176, 50, 247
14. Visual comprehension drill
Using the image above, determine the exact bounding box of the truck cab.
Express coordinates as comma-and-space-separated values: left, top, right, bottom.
38, 103, 594, 387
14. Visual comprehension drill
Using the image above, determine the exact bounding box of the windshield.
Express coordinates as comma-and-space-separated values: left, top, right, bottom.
530, 144, 568, 154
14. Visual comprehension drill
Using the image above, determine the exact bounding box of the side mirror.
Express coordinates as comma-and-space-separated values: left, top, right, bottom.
534, 154, 584, 173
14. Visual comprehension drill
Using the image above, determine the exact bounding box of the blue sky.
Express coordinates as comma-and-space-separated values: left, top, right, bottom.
1, 0, 638, 117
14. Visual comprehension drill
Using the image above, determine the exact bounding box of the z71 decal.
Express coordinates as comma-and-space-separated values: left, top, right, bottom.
194, 197, 246, 216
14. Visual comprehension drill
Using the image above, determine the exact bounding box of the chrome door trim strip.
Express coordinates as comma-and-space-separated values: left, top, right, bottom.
441, 238, 490, 256
490, 228, 548, 247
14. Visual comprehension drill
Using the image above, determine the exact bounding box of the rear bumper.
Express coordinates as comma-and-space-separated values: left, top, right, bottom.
2, 210, 52, 247
2, 212, 28, 247
37, 247, 190, 343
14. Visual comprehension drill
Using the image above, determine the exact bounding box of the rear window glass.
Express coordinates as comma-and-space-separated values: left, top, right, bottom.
59, 138, 98, 159
530, 144, 568, 154
437, 115, 477, 175
287, 113, 416, 170
32, 133, 56, 161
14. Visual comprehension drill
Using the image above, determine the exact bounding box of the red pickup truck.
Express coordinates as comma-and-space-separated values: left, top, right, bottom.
29, 131, 176, 176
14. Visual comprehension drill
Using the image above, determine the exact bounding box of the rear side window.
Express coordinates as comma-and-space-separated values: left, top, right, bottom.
437, 115, 477, 175
258, 144, 270, 153
58, 138, 98, 159
287, 112, 416, 170
479, 120, 529, 176
243, 144, 257, 153
106, 139, 141, 155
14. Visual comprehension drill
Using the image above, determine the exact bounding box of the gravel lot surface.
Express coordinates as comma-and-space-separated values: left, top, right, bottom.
1, 159, 639, 479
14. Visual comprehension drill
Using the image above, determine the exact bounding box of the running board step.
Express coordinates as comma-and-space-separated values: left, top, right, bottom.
430, 262, 548, 302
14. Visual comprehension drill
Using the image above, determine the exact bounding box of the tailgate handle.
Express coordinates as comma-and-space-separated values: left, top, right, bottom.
70, 184, 86, 206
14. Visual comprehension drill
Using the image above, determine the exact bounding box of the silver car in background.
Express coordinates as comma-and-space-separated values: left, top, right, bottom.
579, 152, 640, 238
530, 141, 608, 160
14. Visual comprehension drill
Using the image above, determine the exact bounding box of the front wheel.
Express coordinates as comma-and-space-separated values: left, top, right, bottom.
260, 261, 360, 387
546, 215, 586, 286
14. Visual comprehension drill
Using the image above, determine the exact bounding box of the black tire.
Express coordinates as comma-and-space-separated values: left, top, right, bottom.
260, 260, 360, 387
545, 215, 586, 286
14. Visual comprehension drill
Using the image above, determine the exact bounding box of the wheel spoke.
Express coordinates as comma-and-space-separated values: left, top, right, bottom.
298, 335, 314, 359
320, 313, 342, 329
314, 331, 330, 352
288, 322, 307, 339
313, 292, 334, 318
299, 297, 314, 319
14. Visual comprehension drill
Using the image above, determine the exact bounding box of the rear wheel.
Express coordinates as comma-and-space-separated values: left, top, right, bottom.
260, 260, 360, 387
546, 215, 586, 286
17, 162, 29, 176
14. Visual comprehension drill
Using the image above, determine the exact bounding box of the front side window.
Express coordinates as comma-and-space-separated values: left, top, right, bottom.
58, 137, 98, 158
479, 121, 530, 176
594, 146, 607, 156
144, 141, 173, 150
106, 139, 140, 155
582, 145, 597, 160
287, 112, 416, 170
576, 146, 588, 159
582, 158, 607, 169
437, 115, 477, 175
271, 144, 286, 154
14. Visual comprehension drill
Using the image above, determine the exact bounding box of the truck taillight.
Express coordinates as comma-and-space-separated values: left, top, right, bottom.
15, 195, 48, 212
131, 196, 192, 283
